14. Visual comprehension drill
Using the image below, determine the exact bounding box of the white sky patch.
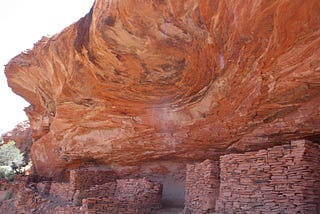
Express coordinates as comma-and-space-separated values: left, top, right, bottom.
0, 0, 94, 133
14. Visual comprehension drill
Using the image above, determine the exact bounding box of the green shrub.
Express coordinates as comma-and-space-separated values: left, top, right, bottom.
0, 141, 24, 166
0, 141, 26, 180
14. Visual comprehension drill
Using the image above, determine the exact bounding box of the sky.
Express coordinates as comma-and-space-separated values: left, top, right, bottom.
0, 0, 95, 133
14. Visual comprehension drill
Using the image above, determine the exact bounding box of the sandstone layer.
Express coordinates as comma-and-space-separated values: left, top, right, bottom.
5, 0, 320, 177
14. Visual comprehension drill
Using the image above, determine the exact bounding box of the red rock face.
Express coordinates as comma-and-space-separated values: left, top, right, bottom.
5, 0, 320, 177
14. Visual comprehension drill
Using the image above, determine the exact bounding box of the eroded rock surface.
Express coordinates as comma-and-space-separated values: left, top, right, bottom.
5, 0, 320, 177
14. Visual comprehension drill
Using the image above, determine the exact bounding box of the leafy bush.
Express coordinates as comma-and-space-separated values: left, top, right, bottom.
0, 167, 15, 181
0, 141, 26, 180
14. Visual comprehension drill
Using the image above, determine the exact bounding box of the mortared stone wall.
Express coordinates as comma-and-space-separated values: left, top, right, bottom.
184, 159, 220, 213
81, 178, 162, 213
216, 140, 320, 213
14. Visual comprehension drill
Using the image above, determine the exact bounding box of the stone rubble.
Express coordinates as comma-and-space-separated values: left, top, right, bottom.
14, 183, 50, 213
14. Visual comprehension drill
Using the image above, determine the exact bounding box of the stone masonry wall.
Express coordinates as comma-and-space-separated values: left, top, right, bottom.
45, 167, 118, 205
72, 182, 117, 206
0, 169, 163, 213
81, 197, 150, 214
115, 178, 162, 204
81, 197, 162, 214
216, 140, 320, 213
300, 141, 320, 212
52, 205, 82, 214
82, 178, 163, 213
184, 159, 220, 213
69, 167, 117, 191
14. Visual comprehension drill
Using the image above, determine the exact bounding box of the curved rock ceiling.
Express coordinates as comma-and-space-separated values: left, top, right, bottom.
5, 0, 320, 177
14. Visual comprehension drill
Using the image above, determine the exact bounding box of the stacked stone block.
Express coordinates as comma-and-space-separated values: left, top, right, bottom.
52, 205, 82, 214
300, 141, 320, 212
72, 182, 117, 205
68, 167, 117, 205
184, 159, 220, 213
115, 178, 163, 209
1, 167, 164, 213
69, 167, 117, 191
215, 140, 320, 213
81, 197, 159, 214
82, 178, 163, 213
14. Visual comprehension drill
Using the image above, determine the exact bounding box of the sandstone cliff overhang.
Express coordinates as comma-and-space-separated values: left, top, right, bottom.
5, 0, 320, 177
